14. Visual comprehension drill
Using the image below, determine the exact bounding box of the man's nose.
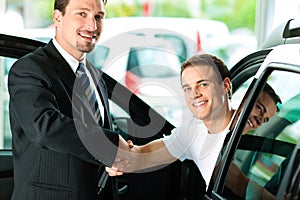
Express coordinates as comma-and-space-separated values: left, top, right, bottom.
190, 88, 201, 99
86, 18, 97, 31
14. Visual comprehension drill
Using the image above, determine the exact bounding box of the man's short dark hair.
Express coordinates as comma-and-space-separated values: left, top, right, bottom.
54, 0, 107, 15
263, 83, 282, 112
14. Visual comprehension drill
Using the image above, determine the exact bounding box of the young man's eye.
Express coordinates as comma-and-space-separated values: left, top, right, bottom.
183, 87, 191, 92
199, 83, 208, 87
79, 12, 86, 17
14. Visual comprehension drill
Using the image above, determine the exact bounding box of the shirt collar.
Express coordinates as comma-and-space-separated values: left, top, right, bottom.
52, 37, 86, 74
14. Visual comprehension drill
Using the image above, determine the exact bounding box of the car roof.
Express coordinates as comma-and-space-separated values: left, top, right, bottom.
261, 18, 300, 49
255, 43, 300, 79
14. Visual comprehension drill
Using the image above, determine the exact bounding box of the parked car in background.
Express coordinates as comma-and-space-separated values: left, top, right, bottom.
91, 17, 230, 126
100, 17, 230, 62
88, 32, 185, 126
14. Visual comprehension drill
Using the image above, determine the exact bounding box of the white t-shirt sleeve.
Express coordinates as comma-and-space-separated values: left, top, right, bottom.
162, 128, 188, 161
162, 115, 198, 161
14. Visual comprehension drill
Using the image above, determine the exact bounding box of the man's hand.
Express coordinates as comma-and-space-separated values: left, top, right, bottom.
106, 139, 134, 176
106, 165, 124, 176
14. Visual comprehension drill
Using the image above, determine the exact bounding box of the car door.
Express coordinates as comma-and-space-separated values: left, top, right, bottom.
0, 34, 183, 200
205, 44, 300, 200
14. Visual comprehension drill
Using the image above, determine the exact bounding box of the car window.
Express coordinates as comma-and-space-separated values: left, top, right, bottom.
127, 47, 181, 78
0, 56, 14, 150
219, 69, 300, 199
231, 78, 253, 109
154, 34, 187, 62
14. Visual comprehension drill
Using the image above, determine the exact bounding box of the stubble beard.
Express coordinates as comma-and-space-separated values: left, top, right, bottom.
77, 41, 96, 53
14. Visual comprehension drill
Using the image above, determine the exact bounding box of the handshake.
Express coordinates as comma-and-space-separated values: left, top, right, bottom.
106, 140, 136, 176
106, 136, 176, 176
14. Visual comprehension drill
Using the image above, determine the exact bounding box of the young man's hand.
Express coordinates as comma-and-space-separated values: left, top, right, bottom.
107, 140, 134, 176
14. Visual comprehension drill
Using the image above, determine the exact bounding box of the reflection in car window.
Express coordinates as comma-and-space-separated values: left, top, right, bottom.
221, 70, 300, 199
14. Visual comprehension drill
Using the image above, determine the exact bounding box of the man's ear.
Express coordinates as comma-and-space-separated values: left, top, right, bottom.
223, 77, 232, 99
53, 10, 62, 25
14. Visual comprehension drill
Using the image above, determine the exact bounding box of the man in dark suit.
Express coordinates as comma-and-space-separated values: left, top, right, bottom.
8, 0, 131, 199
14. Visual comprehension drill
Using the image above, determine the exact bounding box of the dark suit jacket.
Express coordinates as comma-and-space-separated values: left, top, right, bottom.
8, 40, 119, 200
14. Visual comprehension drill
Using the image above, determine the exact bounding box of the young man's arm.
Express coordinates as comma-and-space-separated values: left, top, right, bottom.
107, 139, 177, 176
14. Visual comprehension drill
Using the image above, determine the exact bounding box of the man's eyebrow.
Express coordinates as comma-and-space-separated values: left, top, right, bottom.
97, 10, 106, 16
181, 79, 209, 89
77, 8, 105, 16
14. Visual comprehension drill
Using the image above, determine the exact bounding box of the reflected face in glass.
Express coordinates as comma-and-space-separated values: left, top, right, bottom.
239, 91, 277, 134
181, 65, 229, 123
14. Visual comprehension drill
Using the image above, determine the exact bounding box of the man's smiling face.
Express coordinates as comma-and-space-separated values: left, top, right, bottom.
241, 91, 277, 134
54, 0, 105, 60
181, 64, 229, 124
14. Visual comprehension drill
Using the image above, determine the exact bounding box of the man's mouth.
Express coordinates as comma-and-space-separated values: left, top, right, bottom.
79, 32, 97, 40
193, 101, 206, 108
247, 119, 254, 128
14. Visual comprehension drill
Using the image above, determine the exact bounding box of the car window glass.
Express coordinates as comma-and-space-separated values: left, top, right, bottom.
0, 56, 15, 150
127, 48, 181, 78
231, 78, 253, 109
154, 34, 187, 62
220, 70, 300, 199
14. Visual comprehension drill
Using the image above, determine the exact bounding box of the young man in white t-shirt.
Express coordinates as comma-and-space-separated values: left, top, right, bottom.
107, 54, 280, 190
108, 54, 233, 186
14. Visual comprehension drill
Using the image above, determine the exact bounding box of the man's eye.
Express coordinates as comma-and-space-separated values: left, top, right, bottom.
183, 88, 191, 92
200, 83, 208, 87
256, 106, 263, 114
79, 12, 86, 17
95, 15, 104, 21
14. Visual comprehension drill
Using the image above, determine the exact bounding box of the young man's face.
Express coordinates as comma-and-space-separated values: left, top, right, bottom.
53, 0, 105, 60
181, 65, 230, 123
240, 92, 277, 133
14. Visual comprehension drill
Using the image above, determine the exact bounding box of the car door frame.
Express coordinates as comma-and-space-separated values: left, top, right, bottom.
207, 50, 300, 200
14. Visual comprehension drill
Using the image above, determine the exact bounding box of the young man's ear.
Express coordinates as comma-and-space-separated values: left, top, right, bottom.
223, 77, 232, 99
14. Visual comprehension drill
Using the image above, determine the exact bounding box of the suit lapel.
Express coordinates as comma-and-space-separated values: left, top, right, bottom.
44, 41, 110, 127
44, 41, 96, 122
44, 41, 76, 93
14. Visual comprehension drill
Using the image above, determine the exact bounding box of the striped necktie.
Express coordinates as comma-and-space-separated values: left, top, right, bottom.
76, 62, 103, 126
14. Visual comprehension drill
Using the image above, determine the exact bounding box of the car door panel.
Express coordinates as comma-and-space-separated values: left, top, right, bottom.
0, 151, 13, 200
